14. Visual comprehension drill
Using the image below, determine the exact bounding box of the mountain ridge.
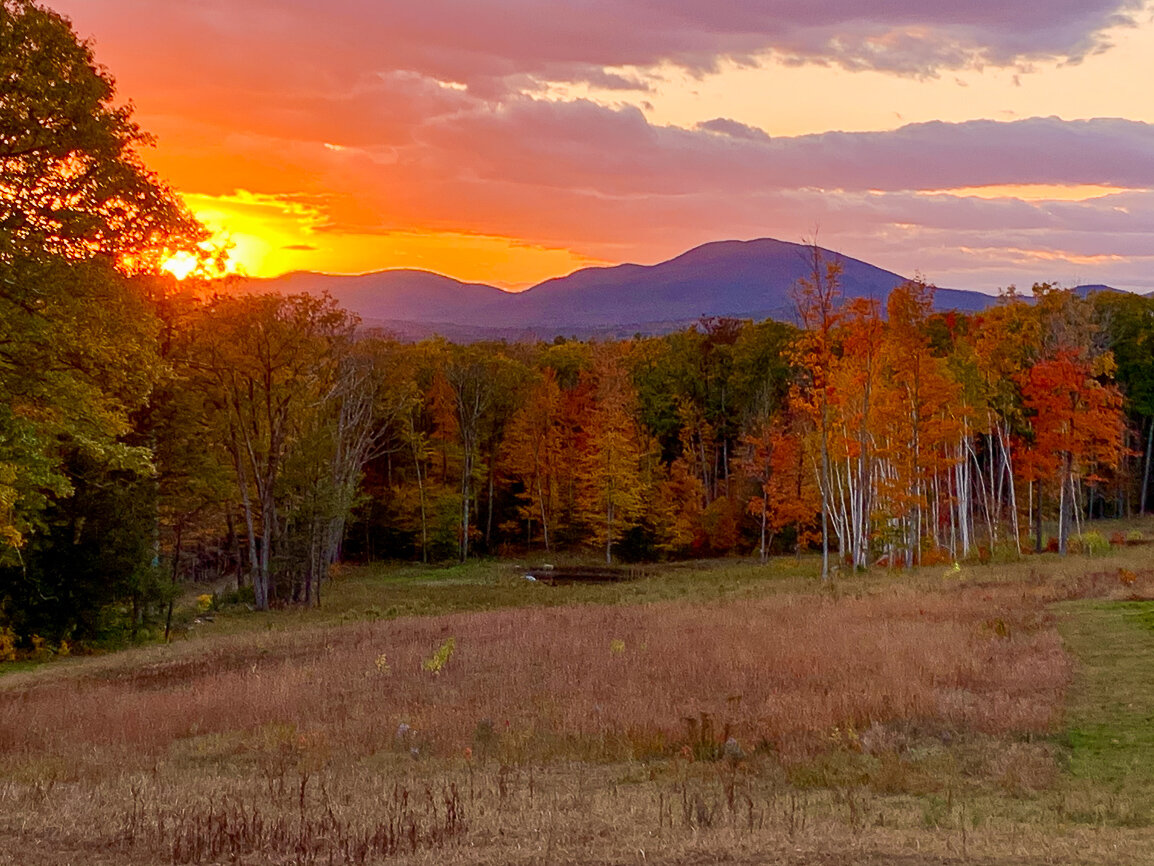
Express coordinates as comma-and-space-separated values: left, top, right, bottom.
236, 238, 1116, 340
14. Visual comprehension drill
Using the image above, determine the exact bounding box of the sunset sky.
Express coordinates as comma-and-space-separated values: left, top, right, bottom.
52, 0, 1154, 293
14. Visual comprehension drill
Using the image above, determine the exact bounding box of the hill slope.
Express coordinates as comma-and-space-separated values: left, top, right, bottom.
239, 238, 1008, 338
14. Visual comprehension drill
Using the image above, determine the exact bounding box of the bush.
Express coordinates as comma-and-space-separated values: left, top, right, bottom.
1074, 531, 1110, 556
218, 585, 256, 608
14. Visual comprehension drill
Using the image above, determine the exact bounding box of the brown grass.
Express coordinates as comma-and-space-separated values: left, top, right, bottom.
0, 580, 1072, 772
5, 554, 1154, 864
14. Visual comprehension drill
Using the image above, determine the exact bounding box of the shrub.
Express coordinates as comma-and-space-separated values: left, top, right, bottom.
1074, 531, 1110, 556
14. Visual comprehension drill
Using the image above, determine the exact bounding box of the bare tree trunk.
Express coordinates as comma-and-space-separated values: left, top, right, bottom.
460, 449, 472, 562
537, 475, 550, 552
605, 497, 614, 565
999, 425, 1021, 554
259, 487, 277, 605
485, 458, 495, 551
163, 522, 185, 642
1143, 417, 1153, 514
1058, 457, 1071, 555
759, 498, 768, 564
820, 425, 831, 579
233, 446, 264, 609
1033, 481, 1043, 554
413, 440, 428, 563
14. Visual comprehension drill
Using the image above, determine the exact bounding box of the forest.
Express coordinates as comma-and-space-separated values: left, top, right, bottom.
3, 266, 1154, 647
3, 0, 1154, 649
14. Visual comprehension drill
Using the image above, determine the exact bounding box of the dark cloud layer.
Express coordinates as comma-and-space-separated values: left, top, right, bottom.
62, 0, 1145, 95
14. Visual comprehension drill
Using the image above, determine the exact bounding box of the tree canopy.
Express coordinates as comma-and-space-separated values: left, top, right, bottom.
0, 0, 204, 636
0, 0, 202, 266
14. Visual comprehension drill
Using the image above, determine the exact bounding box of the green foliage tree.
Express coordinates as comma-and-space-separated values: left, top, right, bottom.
0, 1, 202, 641
1092, 292, 1154, 513
5, 448, 167, 643
185, 293, 357, 609
0, 0, 201, 267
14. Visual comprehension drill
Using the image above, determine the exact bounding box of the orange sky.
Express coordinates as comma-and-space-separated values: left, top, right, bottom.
50, 0, 1154, 292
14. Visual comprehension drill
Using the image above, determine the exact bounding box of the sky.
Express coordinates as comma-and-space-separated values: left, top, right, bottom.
51, 0, 1154, 293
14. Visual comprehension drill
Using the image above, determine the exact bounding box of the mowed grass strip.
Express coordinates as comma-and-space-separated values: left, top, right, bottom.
1058, 598, 1154, 825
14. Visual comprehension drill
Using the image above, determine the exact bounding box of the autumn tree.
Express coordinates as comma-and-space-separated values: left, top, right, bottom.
1020, 350, 1124, 554
503, 367, 565, 550
963, 291, 1048, 549
740, 412, 818, 562
789, 245, 842, 578
877, 281, 963, 565
577, 345, 649, 564
823, 297, 884, 568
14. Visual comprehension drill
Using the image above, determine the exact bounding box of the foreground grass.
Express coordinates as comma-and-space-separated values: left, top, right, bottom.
1058, 599, 1154, 827
4, 545, 1154, 864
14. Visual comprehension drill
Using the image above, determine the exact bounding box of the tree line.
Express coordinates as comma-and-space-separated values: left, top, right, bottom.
7, 269, 1154, 644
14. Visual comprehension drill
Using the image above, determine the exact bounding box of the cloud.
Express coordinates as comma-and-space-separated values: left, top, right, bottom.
420, 102, 1154, 197
56, 0, 1146, 99
162, 97, 1154, 289
696, 117, 772, 142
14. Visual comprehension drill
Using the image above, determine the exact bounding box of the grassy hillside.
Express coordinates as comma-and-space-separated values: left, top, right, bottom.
3, 539, 1154, 864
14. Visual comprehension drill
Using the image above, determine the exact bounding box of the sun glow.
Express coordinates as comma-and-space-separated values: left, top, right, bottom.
174, 190, 608, 287
161, 250, 199, 280
918, 184, 1136, 202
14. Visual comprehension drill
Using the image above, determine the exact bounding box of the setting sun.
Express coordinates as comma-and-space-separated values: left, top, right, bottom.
177, 191, 609, 287
160, 250, 198, 280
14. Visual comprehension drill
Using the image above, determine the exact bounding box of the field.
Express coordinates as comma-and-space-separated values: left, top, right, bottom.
4, 535, 1154, 865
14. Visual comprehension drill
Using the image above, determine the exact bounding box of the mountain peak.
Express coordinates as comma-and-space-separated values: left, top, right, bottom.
230, 237, 1000, 340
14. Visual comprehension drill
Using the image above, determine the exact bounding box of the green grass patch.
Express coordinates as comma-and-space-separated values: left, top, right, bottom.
197, 556, 829, 638
1056, 599, 1154, 825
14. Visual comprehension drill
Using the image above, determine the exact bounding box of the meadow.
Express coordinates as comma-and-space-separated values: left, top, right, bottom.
3, 534, 1154, 865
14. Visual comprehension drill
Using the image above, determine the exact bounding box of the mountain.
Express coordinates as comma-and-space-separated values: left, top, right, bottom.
257, 269, 513, 322
240, 238, 1003, 339
1072, 284, 1124, 298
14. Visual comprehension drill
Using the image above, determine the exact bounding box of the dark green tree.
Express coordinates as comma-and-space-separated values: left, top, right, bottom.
0, 0, 202, 640
1093, 292, 1154, 513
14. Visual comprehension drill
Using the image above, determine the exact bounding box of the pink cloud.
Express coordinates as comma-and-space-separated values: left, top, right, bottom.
57, 0, 1143, 96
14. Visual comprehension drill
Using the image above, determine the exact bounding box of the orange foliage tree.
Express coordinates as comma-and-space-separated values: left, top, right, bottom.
876, 281, 964, 565
741, 412, 819, 562
1019, 350, 1124, 554
789, 246, 843, 578
503, 367, 564, 551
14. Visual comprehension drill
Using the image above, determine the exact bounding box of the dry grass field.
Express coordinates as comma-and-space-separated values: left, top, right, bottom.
4, 538, 1154, 864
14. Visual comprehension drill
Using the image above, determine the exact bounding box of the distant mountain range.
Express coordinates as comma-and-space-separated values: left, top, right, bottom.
240, 238, 1120, 340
